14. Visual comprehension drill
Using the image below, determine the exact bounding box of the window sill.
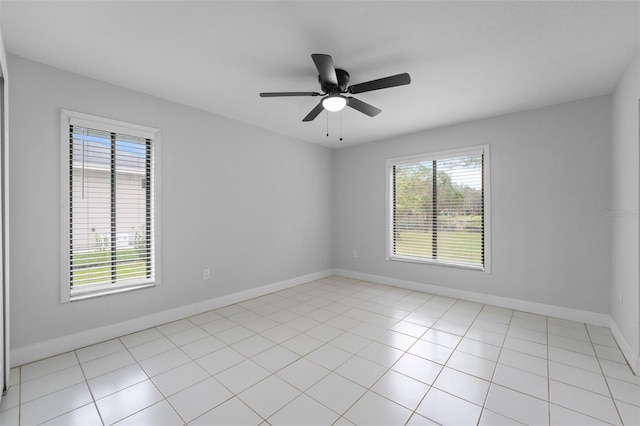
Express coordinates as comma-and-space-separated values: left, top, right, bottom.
388, 254, 486, 272
70, 281, 155, 302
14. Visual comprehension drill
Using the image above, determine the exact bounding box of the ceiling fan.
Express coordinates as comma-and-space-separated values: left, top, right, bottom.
260, 54, 411, 122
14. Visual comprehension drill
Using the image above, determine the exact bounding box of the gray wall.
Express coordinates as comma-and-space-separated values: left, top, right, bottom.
333, 96, 612, 314
6, 52, 626, 357
8, 55, 333, 349
611, 49, 640, 357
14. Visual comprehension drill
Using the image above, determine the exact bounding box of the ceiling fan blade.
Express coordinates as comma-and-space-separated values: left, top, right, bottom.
347, 73, 411, 94
311, 54, 339, 86
302, 101, 325, 122
347, 97, 381, 117
260, 92, 322, 97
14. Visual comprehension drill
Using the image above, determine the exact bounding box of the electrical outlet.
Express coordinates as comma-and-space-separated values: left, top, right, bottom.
353, 250, 358, 258
203, 268, 211, 280
619, 289, 624, 304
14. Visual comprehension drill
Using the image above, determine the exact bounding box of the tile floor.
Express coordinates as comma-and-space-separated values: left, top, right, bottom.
0, 276, 638, 425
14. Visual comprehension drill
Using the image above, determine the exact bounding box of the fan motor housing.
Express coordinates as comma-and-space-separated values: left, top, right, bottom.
319, 69, 350, 93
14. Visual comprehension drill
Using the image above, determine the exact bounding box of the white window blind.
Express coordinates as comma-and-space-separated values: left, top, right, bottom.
62, 111, 159, 301
388, 147, 488, 270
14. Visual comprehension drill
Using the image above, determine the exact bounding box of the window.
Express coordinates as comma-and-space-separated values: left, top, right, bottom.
387, 146, 490, 271
60, 110, 161, 302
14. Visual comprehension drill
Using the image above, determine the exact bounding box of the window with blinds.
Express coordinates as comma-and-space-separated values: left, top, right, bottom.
387, 146, 489, 271
61, 111, 160, 301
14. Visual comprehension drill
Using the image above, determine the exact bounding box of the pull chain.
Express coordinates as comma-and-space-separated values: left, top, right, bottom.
326, 111, 329, 137
324, 112, 344, 141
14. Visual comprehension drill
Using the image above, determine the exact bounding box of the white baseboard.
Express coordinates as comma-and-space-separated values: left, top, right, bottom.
336, 268, 639, 375
610, 320, 640, 375
11, 269, 334, 367
335, 269, 611, 326
13, 267, 639, 377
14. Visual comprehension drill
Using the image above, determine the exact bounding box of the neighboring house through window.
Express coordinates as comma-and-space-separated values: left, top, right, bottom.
387, 145, 490, 271
60, 110, 161, 302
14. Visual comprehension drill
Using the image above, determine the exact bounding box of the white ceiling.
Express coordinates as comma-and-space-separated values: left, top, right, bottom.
1, 1, 639, 148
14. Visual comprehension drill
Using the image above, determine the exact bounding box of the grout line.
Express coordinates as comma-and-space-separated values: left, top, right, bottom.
11, 277, 639, 426
587, 323, 626, 425
273, 284, 427, 424
478, 307, 515, 425
28, 351, 105, 425
16, 367, 21, 426
546, 315, 551, 426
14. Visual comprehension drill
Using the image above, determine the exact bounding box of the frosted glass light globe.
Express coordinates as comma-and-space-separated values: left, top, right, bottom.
322, 95, 347, 112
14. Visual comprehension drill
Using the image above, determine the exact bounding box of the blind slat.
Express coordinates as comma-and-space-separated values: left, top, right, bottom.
69, 124, 154, 290
391, 151, 484, 269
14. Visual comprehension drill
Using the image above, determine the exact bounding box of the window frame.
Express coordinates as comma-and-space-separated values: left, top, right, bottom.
60, 110, 162, 302
385, 145, 491, 272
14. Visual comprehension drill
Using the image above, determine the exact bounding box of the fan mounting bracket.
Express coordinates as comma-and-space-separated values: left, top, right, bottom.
319, 69, 350, 94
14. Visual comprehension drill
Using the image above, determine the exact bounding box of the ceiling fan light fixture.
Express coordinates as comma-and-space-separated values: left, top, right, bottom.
260, 54, 410, 122
322, 95, 347, 112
